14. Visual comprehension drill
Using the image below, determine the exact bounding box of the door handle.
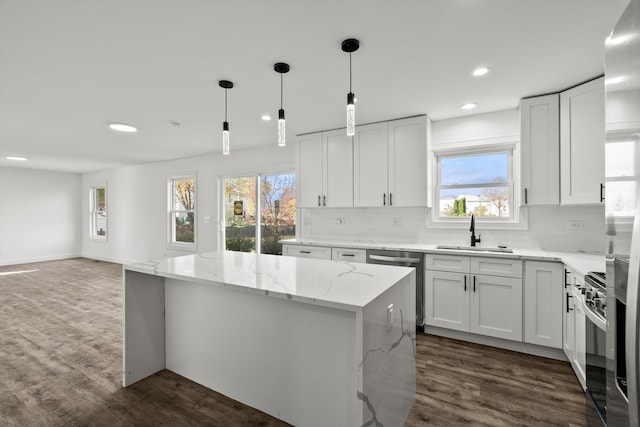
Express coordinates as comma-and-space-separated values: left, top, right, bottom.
524, 188, 528, 205
323, 195, 326, 206
464, 275, 467, 292
473, 275, 476, 292
566, 293, 573, 313
318, 195, 321, 207
389, 193, 393, 206
600, 183, 605, 202
564, 269, 570, 288
383, 193, 386, 206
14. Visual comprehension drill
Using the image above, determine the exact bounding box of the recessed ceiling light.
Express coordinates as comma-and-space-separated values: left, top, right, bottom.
109, 123, 137, 133
461, 103, 477, 110
472, 67, 490, 76
261, 115, 272, 121
6, 156, 28, 161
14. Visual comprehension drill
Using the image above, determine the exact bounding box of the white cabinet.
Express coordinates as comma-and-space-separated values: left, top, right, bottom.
520, 94, 560, 206
331, 247, 366, 264
425, 254, 523, 342
353, 116, 428, 207
282, 244, 366, 264
282, 244, 332, 260
560, 77, 605, 205
296, 129, 353, 208
523, 261, 563, 348
563, 266, 586, 389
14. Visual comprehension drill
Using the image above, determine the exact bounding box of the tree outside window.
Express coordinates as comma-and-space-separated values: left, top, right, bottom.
170, 176, 195, 244
90, 186, 107, 238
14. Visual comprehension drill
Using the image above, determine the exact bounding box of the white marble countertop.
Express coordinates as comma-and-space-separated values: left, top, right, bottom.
280, 239, 605, 277
125, 251, 414, 312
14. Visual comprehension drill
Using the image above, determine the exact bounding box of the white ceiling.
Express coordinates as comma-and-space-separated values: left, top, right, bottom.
0, 0, 629, 173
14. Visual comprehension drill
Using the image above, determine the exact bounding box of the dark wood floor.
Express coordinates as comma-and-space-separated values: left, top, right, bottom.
0, 258, 602, 426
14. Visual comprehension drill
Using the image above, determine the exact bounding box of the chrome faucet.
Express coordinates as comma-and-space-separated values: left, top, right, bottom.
470, 214, 481, 247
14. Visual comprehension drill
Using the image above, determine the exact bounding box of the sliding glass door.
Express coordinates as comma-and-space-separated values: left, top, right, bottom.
224, 173, 295, 255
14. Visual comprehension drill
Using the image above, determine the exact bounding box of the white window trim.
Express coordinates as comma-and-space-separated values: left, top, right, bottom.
89, 183, 108, 241
168, 172, 197, 251
426, 141, 528, 230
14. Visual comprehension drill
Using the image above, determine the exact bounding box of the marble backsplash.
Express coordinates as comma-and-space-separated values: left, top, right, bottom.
299, 205, 605, 253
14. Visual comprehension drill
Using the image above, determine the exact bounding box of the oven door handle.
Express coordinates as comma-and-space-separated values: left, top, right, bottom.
584, 302, 606, 332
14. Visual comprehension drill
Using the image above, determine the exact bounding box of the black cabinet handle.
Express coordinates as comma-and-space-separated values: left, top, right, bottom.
383, 193, 386, 206
323, 195, 326, 206
600, 183, 605, 202
389, 193, 393, 206
566, 292, 573, 313
300, 250, 311, 254
524, 188, 528, 205
464, 275, 467, 292
341, 253, 355, 257
564, 269, 570, 288
317, 195, 321, 207
473, 275, 476, 292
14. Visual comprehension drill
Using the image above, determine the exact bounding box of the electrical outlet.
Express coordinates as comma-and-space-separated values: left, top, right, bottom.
566, 220, 584, 230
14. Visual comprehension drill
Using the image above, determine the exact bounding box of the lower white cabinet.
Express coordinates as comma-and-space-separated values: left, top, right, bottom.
282, 244, 366, 264
523, 261, 563, 348
563, 266, 586, 389
425, 254, 523, 342
283, 244, 332, 260
331, 247, 367, 263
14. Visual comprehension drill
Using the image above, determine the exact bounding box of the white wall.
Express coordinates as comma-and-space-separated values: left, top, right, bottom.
302, 109, 606, 253
0, 167, 81, 265
81, 145, 295, 264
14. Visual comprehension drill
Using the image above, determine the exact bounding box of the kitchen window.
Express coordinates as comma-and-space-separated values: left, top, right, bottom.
169, 174, 196, 248
435, 146, 515, 221
223, 172, 295, 255
89, 185, 107, 239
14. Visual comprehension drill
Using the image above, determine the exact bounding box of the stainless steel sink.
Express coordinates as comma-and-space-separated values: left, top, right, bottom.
436, 245, 513, 253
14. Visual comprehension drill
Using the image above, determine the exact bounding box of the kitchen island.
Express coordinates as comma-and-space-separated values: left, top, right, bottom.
123, 251, 416, 427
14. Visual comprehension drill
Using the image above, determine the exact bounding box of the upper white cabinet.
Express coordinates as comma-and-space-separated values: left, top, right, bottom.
520, 94, 560, 206
560, 77, 605, 205
523, 261, 563, 349
353, 116, 428, 207
296, 129, 353, 208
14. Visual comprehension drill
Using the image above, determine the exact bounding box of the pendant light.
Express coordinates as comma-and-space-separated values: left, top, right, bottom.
219, 80, 233, 155
274, 62, 290, 147
341, 38, 359, 136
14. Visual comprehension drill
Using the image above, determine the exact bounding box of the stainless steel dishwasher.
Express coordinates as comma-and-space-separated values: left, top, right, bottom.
366, 249, 424, 330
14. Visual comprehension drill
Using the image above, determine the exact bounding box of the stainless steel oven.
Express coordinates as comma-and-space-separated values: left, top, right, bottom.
584, 271, 607, 424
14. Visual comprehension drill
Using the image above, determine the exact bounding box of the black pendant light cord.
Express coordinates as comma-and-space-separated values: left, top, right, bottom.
280, 73, 284, 109
349, 52, 353, 93
224, 89, 228, 122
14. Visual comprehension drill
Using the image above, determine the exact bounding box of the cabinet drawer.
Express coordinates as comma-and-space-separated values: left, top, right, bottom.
331, 248, 366, 263
471, 257, 522, 278
283, 244, 332, 260
425, 255, 470, 273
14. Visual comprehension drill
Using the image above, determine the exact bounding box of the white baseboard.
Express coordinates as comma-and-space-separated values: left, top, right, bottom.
0, 253, 81, 267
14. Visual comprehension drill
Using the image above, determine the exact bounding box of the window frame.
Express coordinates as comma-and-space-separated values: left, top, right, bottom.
168, 172, 197, 251
428, 141, 526, 230
89, 184, 107, 241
